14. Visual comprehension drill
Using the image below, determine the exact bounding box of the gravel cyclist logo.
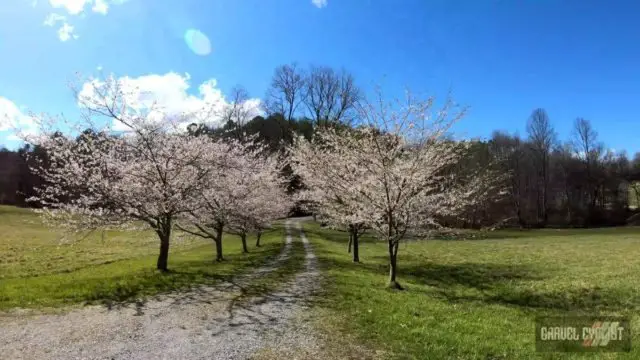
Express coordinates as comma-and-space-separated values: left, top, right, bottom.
582, 321, 624, 347
536, 316, 631, 352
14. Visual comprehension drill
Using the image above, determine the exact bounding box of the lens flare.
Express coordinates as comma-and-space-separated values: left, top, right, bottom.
184, 29, 211, 56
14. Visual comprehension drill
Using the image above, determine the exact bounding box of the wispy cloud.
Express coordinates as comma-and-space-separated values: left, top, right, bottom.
48, 0, 91, 15
57, 22, 78, 41
311, 0, 327, 9
43, 12, 77, 41
92, 0, 109, 14
41, 0, 130, 41
43, 13, 66, 26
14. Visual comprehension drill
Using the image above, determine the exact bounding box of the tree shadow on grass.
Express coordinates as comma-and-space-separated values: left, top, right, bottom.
307, 224, 640, 243
95, 266, 234, 309
315, 253, 640, 314
402, 262, 543, 290
431, 285, 640, 314
97, 241, 286, 310
303, 228, 350, 244
401, 262, 637, 311
113, 235, 317, 339
303, 228, 379, 246
317, 254, 542, 290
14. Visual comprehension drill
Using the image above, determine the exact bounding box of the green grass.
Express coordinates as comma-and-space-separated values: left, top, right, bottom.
306, 223, 640, 360
0, 205, 286, 310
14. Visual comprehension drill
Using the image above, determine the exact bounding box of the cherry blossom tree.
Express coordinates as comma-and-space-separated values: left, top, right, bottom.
226, 150, 291, 253
170, 138, 244, 261
291, 90, 502, 288
249, 182, 292, 247
290, 152, 368, 263
176, 138, 290, 259
25, 75, 223, 271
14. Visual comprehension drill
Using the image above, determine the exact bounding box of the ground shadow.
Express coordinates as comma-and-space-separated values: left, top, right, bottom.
432, 286, 640, 313
306, 223, 640, 242
314, 250, 640, 313
100, 268, 235, 310
100, 225, 314, 339
303, 228, 352, 245
99, 240, 286, 310
402, 262, 543, 290
402, 262, 640, 311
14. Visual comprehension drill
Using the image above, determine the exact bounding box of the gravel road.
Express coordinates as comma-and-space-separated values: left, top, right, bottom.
0, 218, 321, 360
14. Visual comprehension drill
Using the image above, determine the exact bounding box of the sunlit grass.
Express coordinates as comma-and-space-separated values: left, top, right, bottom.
306, 222, 640, 359
0, 205, 285, 310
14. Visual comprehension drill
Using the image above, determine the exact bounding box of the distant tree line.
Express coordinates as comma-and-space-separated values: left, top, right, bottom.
2, 64, 639, 228
453, 110, 640, 228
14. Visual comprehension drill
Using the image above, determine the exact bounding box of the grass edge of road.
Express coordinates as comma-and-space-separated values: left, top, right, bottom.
0, 222, 288, 314
301, 222, 640, 360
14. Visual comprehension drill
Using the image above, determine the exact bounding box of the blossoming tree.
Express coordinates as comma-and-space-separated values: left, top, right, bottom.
291, 134, 369, 263
291, 90, 501, 288
177, 138, 290, 259
225, 149, 291, 253
26, 76, 222, 271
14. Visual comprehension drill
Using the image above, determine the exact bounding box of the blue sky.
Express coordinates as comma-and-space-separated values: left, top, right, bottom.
1, 0, 639, 154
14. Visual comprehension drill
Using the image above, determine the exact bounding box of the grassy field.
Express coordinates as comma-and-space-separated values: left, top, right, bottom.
5, 203, 640, 358
306, 223, 640, 360
0, 205, 286, 310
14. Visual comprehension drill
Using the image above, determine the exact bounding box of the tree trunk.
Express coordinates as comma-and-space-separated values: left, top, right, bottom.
255, 231, 262, 247
156, 232, 170, 271
241, 233, 249, 253
387, 240, 402, 289
517, 207, 525, 228
215, 224, 224, 261
542, 162, 548, 227
352, 231, 359, 263
347, 231, 353, 253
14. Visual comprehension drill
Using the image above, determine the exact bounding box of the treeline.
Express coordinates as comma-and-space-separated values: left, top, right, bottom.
200, 110, 640, 228
0, 144, 46, 207
458, 110, 640, 228
2, 63, 639, 228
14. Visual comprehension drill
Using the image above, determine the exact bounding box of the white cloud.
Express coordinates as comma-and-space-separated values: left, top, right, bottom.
48, 0, 126, 15
57, 22, 78, 41
92, 0, 108, 14
311, 0, 327, 8
77, 72, 263, 132
43, 13, 66, 26
49, 0, 90, 15
44, 0, 129, 40
0, 97, 38, 141
43, 13, 77, 41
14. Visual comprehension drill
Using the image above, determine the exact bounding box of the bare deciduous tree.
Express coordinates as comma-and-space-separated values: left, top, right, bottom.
572, 117, 604, 221
573, 118, 602, 166
526, 108, 556, 225
264, 63, 306, 122
221, 86, 260, 141
304, 66, 361, 126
